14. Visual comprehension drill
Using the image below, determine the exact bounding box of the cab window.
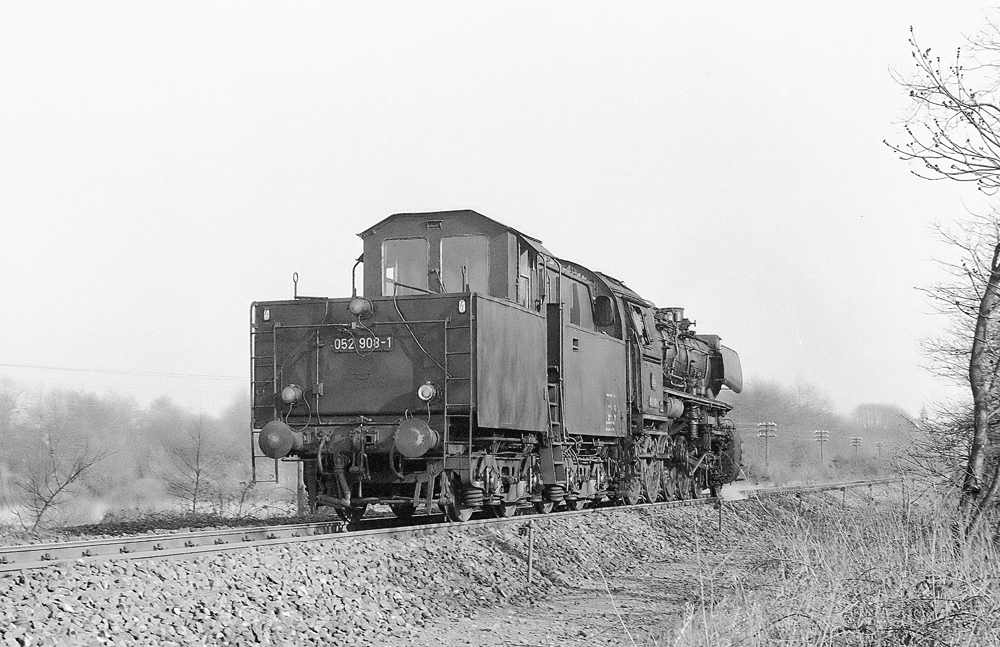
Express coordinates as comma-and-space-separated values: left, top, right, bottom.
562, 278, 594, 328
516, 243, 532, 307
383, 238, 429, 296
441, 235, 488, 294
629, 304, 651, 345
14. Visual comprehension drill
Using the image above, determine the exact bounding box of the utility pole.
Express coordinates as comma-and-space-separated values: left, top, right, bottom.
850, 436, 863, 472
814, 430, 829, 466
757, 422, 777, 474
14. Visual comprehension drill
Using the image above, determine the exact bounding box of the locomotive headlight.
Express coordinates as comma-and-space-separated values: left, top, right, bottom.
348, 296, 373, 319
416, 382, 439, 402
281, 384, 304, 404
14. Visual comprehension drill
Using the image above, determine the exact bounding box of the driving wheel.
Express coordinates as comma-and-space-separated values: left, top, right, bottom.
639, 435, 663, 503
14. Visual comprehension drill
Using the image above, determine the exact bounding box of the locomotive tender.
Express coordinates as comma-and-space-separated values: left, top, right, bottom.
251, 210, 742, 522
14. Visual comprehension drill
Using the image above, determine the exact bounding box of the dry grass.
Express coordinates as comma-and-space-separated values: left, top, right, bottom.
670, 491, 1000, 646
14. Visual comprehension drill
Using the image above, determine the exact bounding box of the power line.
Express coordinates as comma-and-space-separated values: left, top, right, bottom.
0, 362, 243, 382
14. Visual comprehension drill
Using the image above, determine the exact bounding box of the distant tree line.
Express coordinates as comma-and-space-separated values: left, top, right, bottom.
720, 380, 914, 484
0, 372, 967, 532
0, 380, 285, 531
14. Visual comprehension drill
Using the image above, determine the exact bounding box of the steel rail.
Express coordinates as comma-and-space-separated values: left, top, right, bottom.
0, 478, 897, 573
0, 521, 343, 573
736, 478, 898, 498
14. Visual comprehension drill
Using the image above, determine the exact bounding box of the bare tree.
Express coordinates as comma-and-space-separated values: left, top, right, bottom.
887, 24, 1000, 192
0, 379, 23, 441
889, 23, 1000, 535
922, 217, 1000, 529
9, 392, 112, 530
720, 379, 857, 482
852, 404, 915, 452
723, 378, 796, 427
907, 403, 981, 487
166, 416, 227, 514
15, 440, 110, 531
0, 380, 24, 518
853, 403, 912, 432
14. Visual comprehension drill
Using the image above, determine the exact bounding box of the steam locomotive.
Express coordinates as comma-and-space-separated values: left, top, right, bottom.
251, 210, 742, 522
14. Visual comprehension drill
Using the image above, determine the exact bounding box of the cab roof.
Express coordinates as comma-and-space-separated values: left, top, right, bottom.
358, 209, 553, 257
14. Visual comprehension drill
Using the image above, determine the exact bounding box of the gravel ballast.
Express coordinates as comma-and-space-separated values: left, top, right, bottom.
0, 496, 844, 646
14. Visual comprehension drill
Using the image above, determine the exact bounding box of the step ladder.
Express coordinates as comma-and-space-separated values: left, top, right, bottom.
443, 320, 473, 467
547, 378, 564, 442
250, 323, 279, 484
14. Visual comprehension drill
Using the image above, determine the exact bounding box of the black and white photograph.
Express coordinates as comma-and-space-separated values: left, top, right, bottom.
2, 2, 1000, 645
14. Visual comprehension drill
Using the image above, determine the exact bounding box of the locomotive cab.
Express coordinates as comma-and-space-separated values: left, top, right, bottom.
360, 209, 548, 309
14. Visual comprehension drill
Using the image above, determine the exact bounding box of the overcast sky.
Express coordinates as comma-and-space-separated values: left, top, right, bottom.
0, 2, 994, 416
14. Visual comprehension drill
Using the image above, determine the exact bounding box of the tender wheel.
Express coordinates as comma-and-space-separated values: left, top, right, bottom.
444, 502, 475, 522
390, 502, 415, 520
564, 498, 582, 511
335, 503, 368, 524
439, 473, 478, 522
562, 452, 584, 505
542, 485, 566, 512
533, 500, 555, 514
487, 503, 518, 518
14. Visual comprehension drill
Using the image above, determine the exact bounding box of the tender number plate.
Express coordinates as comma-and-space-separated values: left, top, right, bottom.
332, 335, 393, 352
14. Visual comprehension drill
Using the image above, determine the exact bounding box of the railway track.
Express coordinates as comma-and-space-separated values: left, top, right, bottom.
0, 478, 895, 573
737, 477, 897, 497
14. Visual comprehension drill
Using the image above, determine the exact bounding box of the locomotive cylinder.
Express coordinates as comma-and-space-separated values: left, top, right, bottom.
663, 397, 684, 418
